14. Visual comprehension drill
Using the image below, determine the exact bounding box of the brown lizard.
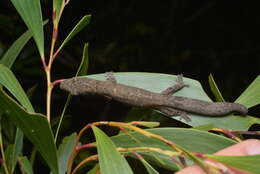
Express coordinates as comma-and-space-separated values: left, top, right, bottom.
59, 73, 248, 121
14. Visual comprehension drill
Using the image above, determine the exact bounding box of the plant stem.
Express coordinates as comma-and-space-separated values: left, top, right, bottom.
45, 68, 53, 123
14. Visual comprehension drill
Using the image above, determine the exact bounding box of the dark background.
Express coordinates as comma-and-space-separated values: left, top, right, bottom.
1, 0, 259, 127
1, 0, 260, 173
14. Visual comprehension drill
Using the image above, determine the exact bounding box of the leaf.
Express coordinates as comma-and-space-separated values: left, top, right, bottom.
57, 133, 77, 174
208, 74, 225, 102
76, 43, 89, 76
110, 127, 237, 171
57, 15, 91, 53
82, 72, 260, 130
0, 90, 59, 174
92, 126, 133, 174
138, 158, 159, 174
0, 30, 32, 68
0, 64, 34, 112
10, 128, 23, 172
87, 164, 99, 174
54, 42, 89, 141
206, 154, 260, 174
19, 156, 34, 174
53, 0, 63, 24
236, 75, 260, 108
9, 0, 45, 58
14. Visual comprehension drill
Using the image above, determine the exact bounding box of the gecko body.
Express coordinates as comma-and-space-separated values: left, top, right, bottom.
60, 74, 248, 121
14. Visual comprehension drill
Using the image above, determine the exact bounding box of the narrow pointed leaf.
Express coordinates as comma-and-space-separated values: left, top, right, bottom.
0, 30, 32, 68
9, 0, 45, 58
208, 74, 225, 102
236, 75, 260, 108
57, 15, 91, 52
139, 158, 159, 174
0, 90, 59, 174
19, 156, 34, 174
55, 43, 89, 141
53, 0, 63, 24
206, 154, 260, 174
76, 43, 89, 76
57, 133, 77, 174
92, 126, 133, 174
10, 128, 23, 172
0, 64, 34, 112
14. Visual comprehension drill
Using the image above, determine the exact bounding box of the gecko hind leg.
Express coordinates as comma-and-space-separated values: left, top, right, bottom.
155, 107, 191, 122
105, 72, 117, 83
161, 74, 189, 95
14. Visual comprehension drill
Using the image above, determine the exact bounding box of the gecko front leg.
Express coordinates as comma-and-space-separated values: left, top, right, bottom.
161, 74, 189, 95
105, 72, 117, 83
159, 74, 191, 122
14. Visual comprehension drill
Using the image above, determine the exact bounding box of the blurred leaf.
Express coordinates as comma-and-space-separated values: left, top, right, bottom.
53, 0, 63, 24
0, 90, 59, 174
206, 154, 260, 174
83, 72, 260, 130
0, 30, 32, 68
76, 43, 89, 76
10, 128, 23, 172
0, 64, 34, 112
9, 0, 45, 58
92, 126, 133, 174
57, 133, 77, 174
5, 144, 14, 172
57, 15, 91, 53
236, 75, 260, 108
87, 164, 99, 174
110, 127, 236, 171
208, 74, 225, 102
55, 43, 89, 141
138, 158, 159, 174
19, 156, 34, 174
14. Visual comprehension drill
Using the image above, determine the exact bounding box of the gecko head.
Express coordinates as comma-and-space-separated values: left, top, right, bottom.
60, 78, 81, 95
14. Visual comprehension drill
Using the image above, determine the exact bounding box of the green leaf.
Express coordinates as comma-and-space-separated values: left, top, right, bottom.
57, 15, 91, 53
55, 43, 89, 141
76, 43, 89, 76
82, 72, 260, 130
236, 75, 260, 108
9, 0, 45, 58
57, 133, 77, 174
139, 158, 159, 174
53, 0, 63, 24
87, 164, 99, 174
0, 64, 34, 112
0, 30, 32, 68
19, 156, 34, 174
92, 126, 133, 174
10, 128, 23, 172
208, 74, 225, 102
206, 154, 260, 174
0, 90, 59, 174
110, 127, 237, 171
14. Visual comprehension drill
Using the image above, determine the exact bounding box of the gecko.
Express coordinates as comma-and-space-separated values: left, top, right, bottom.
59, 73, 248, 121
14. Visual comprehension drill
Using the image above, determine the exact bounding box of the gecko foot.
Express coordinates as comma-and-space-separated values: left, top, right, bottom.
105, 72, 117, 83
161, 74, 189, 95
179, 112, 191, 122
155, 107, 191, 122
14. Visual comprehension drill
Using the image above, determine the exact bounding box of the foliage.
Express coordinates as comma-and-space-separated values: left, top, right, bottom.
0, 0, 259, 174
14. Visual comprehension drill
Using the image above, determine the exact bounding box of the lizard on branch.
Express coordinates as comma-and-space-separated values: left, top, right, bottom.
59, 73, 248, 121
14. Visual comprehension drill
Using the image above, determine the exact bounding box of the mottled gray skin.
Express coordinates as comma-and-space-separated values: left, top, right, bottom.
60, 76, 248, 121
